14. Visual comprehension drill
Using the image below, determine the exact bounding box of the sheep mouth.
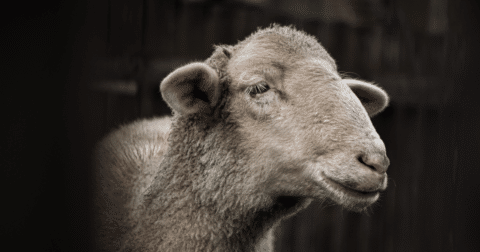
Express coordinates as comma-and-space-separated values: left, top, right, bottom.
321, 173, 380, 199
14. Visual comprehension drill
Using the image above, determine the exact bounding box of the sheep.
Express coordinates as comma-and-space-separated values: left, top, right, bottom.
92, 24, 390, 252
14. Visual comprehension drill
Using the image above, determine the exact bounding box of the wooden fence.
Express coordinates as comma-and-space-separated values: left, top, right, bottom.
70, 0, 480, 251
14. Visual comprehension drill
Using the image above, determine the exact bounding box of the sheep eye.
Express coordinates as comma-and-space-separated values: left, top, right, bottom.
246, 82, 270, 97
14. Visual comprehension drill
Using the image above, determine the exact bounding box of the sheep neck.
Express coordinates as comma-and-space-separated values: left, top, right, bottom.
129, 116, 286, 251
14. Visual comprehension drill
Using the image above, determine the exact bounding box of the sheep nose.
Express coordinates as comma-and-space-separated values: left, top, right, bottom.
359, 153, 390, 174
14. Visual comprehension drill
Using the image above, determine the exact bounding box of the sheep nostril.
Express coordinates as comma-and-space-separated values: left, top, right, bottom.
358, 154, 389, 174
358, 156, 375, 170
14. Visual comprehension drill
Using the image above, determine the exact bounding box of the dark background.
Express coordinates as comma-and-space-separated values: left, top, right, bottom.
1, 0, 479, 251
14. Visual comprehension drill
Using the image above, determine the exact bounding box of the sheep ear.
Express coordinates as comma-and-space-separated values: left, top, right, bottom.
160, 62, 220, 115
344, 79, 389, 117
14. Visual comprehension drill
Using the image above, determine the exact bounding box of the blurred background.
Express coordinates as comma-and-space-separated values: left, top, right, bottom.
1, 0, 480, 251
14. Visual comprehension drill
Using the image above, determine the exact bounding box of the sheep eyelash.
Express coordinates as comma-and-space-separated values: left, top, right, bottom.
245, 82, 270, 96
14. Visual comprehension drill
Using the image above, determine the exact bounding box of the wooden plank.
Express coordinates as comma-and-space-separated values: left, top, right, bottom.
317, 22, 335, 53
390, 106, 423, 251
316, 205, 337, 252
344, 212, 362, 252
319, 22, 346, 68
90, 80, 137, 96
175, 3, 211, 58
419, 108, 440, 251
231, 4, 249, 42
88, 57, 140, 80
380, 32, 401, 73
371, 105, 396, 252
276, 212, 296, 252
107, 0, 144, 56
435, 108, 456, 251
88, 57, 192, 119
331, 207, 347, 252
143, 0, 177, 58
396, 0, 430, 33
427, 0, 448, 34
243, 4, 268, 35
83, 0, 110, 57
203, 4, 222, 52
340, 25, 359, 73
445, 2, 480, 247
174, 3, 190, 57
145, 58, 192, 79
84, 91, 109, 140
373, 105, 397, 252
415, 107, 458, 252
372, 75, 455, 107
89, 58, 192, 91
295, 202, 328, 251
275, 0, 359, 26
213, 4, 236, 45
359, 25, 383, 78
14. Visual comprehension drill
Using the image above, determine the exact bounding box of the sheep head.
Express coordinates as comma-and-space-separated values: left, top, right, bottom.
160, 25, 389, 213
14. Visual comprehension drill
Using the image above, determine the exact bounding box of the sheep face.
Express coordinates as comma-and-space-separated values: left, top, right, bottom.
161, 26, 389, 212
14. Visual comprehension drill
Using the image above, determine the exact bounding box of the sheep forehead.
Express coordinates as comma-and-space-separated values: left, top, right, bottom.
235, 25, 336, 65
228, 40, 289, 73
228, 39, 339, 89
234, 27, 335, 61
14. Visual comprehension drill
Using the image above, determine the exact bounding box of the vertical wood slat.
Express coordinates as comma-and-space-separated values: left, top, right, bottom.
381, 31, 401, 73
204, 2, 248, 51
340, 25, 359, 73
212, 4, 236, 46
439, 108, 456, 252
357, 212, 372, 252
84, 0, 110, 57
144, 0, 177, 58
203, 4, 222, 53
175, 3, 212, 59
186, 4, 207, 58
300, 202, 333, 252
81, 0, 111, 140
231, 4, 249, 43
244, 5, 268, 36
344, 213, 362, 252
230, 3, 268, 42
85, 91, 109, 145
370, 105, 396, 252
447, 1, 480, 248
174, 3, 189, 58
359, 24, 383, 79
420, 108, 441, 251
331, 207, 346, 252
316, 205, 337, 252
317, 22, 335, 54
357, 105, 403, 252
391, 106, 423, 251
107, 0, 144, 56
276, 212, 296, 252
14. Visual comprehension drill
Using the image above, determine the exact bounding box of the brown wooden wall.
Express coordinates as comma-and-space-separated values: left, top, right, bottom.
77, 0, 480, 251
4, 0, 478, 251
